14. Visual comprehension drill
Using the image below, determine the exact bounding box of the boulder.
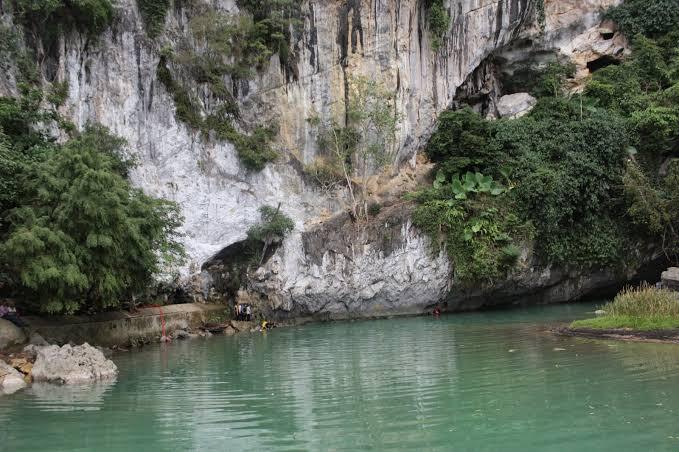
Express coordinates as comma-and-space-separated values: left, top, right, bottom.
496, 93, 537, 119
30, 343, 118, 384
28, 332, 49, 346
0, 318, 27, 350
0, 360, 27, 395
662, 267, 679, 291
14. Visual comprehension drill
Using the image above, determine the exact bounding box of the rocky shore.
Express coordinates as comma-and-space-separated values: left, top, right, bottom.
0, 343, 118, 395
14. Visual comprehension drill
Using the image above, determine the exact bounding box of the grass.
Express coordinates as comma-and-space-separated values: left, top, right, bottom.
570, 285, 679, 331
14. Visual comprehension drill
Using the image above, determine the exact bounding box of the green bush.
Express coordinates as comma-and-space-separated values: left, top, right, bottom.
410, 171, 530, 285
137, 0, 170, 38
247, 205, 294, 244
424, 0, 450, 50
1, 126, 184, 314
605, 0, 679, 37
423, 104, 629, 269
15, 0, 114, 39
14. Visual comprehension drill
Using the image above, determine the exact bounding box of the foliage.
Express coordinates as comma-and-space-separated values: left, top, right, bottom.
15, 0, 114, 44
157, 56, 278, 171
0, 100, 185, 315
246, 204, 294, 265
2, 128, 184, 314
314, 76, 399, 219
410, 172, 529, 285
137, 0, 170, 38
571, 285, 679, 330
604, 0, 679, 38
538, 62, 576, 97
303, 157, 346, 191
424, 0, 450, 50
421, 99, 630, 274
624, 161, 679, 261
246, 205, 294, 245
47, 80, 69, 107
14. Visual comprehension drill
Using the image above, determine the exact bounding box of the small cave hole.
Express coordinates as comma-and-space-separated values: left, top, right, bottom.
587, 55, 620, 73
600, 31, 615, 40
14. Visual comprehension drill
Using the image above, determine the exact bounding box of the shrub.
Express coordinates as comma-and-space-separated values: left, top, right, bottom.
605, 0, 679, 37
304, 157, 346, 191
422, 104, 630, 269
425, 0, 450, 50
410, 171, 530, 284
604, 285, 679, 317
137, 0, 170, 38
1, 127, 184, 314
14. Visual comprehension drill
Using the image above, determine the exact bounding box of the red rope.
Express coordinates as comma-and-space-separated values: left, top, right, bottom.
138, 304, 169, 341
158, 306, 166, 339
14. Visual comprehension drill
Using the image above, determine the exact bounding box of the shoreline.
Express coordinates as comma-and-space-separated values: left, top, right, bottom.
554, 326, 679, 344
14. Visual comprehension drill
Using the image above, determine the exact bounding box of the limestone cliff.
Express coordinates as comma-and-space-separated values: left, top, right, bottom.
0, 0, 638, 316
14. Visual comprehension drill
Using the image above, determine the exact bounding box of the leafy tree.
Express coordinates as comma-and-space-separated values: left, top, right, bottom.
314, 76, 399, 219
605, 0, 679, 37
247, 203, 294, 265
136, 0, 170, 38
1, 126, 184, 314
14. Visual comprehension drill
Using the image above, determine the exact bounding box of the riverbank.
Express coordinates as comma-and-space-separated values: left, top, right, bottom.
555, 326, 679, 344
21, 303, 228, 348
554, 283, 679, 344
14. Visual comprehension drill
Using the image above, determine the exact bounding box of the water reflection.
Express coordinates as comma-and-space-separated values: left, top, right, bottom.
1, 303, 679, 451
27, 380, 116, 412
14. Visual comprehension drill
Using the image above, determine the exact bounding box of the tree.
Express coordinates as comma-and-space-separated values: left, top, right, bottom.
247, 203, 294, 265
315, 75, 399, 219
1, 126, 185, 314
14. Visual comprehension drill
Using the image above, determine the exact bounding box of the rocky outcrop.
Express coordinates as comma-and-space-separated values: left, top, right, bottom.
662, 268, 679, 291
0, 360, 26, 395
497, 93, 537, 118
0, 318, 26, 350
1, 0, 635, 317
251, 205, 450, 318
28, 344, 118, 384
251, 205, 665, 318
1, 0, 542, 273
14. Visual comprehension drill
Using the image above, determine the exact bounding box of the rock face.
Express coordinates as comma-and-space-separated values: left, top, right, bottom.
662, 268, 679, 291
0, 360, 26, 395
29, 344, 118, 384
1, 0, 542, 272
497, 93, 537, 118
252, 206, 451, 318
251, 205, 663, 318
0, 318, 27, 350
0, 0, 634, 316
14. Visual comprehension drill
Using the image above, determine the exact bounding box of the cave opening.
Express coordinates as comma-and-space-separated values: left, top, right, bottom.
587, 55, 620, 73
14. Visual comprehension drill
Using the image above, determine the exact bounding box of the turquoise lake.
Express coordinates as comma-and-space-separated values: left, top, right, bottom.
2, 302, 679, 451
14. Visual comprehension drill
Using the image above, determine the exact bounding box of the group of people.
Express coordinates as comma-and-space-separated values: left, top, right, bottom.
234, 303, 253, 321
0, 302, 27, 328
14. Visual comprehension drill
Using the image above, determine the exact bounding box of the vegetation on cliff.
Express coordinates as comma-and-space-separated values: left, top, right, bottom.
0, 87, 184, 315
309, 75, 399, 220
413, 2, 679, 284
152, 0, 302, 171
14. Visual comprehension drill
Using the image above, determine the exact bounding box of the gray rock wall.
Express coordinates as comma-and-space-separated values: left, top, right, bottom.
0, 0, 629, 316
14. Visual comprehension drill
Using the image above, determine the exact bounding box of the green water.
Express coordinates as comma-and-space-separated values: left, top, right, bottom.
2, 303, 679, 451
